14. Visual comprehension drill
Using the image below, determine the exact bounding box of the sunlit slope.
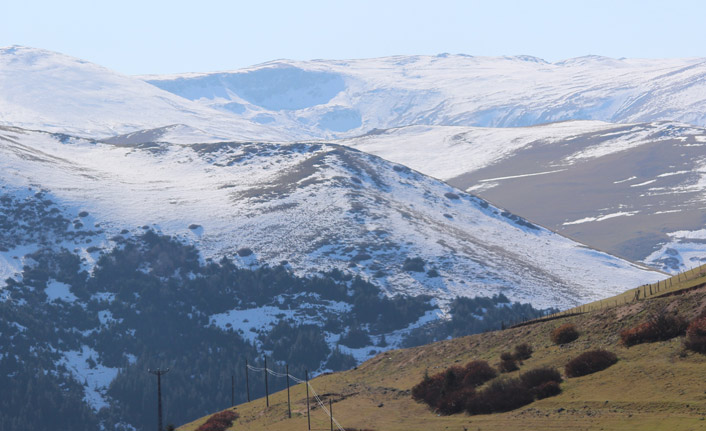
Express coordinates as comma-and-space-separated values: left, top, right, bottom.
181, 282, 706, 431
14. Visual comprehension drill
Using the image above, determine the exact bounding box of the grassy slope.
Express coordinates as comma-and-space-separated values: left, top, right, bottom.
179, 284, 706, 431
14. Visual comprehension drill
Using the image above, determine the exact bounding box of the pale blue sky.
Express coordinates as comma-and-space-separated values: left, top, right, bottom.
1, 0, 704, 75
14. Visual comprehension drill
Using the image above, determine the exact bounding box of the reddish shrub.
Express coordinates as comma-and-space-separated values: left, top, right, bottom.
465, 378, 533, 414
551, 323, 579, 345
412, 361, 496, 414
411, 373, 445, 407
461, 360, 497, 387
531, 380, 561, 399
685, 316, 706, 354
197, 410, 239, 431
513, 343, 533, 361
620, 310, 687, 347
498, 358, 519, 373
520, 366, 562, 389
437, 386, 475, 415
565, 350, 618, 377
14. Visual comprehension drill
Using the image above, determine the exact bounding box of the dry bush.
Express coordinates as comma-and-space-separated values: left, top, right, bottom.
513, 343, 533, 361
565, 350, 618, 377
412, 361, 496, 414
465, 378, 533, 414
498, 358, 519, 373
462, 360, 497, 387
685, 316, 706, 354
437, 386, 476, 415
196, 410, 239, 431
414, 361, 562, 416
520, 366, 562, 389
620, 310, 687, 347
411, 372, 445, 408
531, 380, 561, 399
551, 323, 579, 345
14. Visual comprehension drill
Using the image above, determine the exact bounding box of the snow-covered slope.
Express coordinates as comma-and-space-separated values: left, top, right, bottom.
341, 121, 706, 273
0, 125, 663, 308
144, 54, 706, 138
0, 46, 290, 140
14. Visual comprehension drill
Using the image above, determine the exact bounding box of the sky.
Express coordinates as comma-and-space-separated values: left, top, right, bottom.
1, 0, 704, 75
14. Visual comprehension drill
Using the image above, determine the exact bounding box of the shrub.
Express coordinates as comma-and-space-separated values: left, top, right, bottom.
413, 361, 561, 416
196, 410, 239, 431
461, 360, 497, 387
498, 358, 519, 373
520, 366, 562, 389
531, 380, 561, 399
565, 350, 618, 377
513, 343, 533, 361
498, 352, 518, 373
465, 378, 533, 414
411, 373, 445, 407
620, 310, 688, 347
685, 316, 706, 354
551, 323, 579, 345
437, 386, 475, 415
412, 361, 496, 414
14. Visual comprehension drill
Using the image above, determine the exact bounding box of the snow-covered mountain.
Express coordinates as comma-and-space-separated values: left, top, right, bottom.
144, 54, 706, 138
340, 121, 706, 273
0, 125, 663, 309
0, 46, 289, 140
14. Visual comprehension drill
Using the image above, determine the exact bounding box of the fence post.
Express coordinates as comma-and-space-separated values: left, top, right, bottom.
330, 399, 333, 431
245, 359, 250, 402
264, 356, 269, 407
286, 364, 291, 419
306, 370, 311, 431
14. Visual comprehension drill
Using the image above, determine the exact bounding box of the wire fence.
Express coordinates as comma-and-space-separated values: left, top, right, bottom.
511, 263, 706, 328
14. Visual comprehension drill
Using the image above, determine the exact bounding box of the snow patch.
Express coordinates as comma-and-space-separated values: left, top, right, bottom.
563, 211, 639, 226
59, 346, 119, 411
45, 279, 78, 303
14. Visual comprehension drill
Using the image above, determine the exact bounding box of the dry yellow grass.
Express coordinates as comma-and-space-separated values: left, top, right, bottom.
179, 284, 706, 431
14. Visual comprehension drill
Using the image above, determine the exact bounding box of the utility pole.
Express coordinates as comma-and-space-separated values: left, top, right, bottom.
286, 364, 291, 418
231, 374, 235, 407
148, 368, 170, 431
264, 356, 269, 407
329, 399, 333, 431
306, 370, 311, 431
245, 359, 250, 402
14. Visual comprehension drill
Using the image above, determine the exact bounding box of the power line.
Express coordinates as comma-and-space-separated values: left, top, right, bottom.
148, 368, 170, 431
245, 362, 344, 431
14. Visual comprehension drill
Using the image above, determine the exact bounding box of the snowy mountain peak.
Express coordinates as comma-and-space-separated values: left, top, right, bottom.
0, 46, 291, 141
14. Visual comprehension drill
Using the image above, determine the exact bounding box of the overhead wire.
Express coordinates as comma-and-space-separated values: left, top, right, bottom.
246, 363, 344, 430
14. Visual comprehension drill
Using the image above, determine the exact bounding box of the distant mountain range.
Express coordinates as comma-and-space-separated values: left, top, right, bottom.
143, 53, 706, 137
2, 46, 704, 271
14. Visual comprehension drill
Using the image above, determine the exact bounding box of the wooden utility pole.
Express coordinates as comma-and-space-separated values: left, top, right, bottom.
148, 368, 170, 431
286, 364, 291, 418
231, 374, 235, 406
306, 370, 311, 431
264, 356, 269, 407
245, 359, 250, 402
330, 399, 333, 431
